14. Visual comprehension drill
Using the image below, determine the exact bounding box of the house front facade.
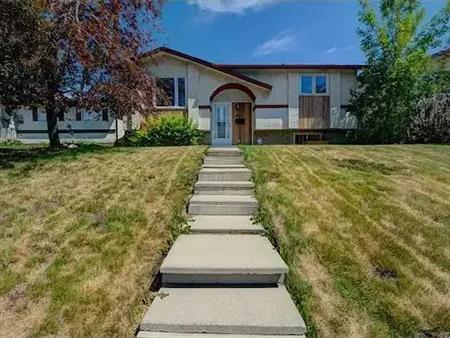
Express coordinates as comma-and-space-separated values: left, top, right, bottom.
146, 47, 361, 145
0, 47, 362, 144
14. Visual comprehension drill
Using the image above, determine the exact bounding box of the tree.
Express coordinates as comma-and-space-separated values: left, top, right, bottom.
349, 0, 450, 144
0, 0, 164, 147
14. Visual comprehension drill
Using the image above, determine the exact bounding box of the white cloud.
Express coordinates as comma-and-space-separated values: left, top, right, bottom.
254, 29, 299, 56
325, 45, 354, 54
188, 0, 276, 14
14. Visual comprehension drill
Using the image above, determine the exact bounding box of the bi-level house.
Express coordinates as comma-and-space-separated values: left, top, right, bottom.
1, 47, 363, 144
145, 47, 361, 145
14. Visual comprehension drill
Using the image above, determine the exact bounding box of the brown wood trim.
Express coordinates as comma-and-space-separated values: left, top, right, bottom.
254, 104, 288, 109
199, 105, 211, 109
210, 83, 256, 102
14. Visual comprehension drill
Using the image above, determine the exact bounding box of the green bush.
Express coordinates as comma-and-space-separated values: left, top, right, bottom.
126, 114, 205, 146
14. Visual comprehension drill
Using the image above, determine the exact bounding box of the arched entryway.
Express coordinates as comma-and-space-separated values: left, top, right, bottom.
210, 83, 255, 146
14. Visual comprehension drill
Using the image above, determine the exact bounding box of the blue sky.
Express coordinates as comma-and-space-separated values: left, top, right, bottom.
158, 0, 447, 65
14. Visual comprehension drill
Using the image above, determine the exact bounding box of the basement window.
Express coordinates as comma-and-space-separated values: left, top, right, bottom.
294, 133, 324, 144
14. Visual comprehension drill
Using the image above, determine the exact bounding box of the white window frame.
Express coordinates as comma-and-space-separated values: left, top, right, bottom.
156, 77, 186, 108
299, 73, 329, 96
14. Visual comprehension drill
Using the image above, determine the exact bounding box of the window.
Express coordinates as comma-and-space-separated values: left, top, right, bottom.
294, 133, 324, 144
83, 109, 102, 121
32, 107, 38, 121
102, 107, 109, 121
157, 77, 186, 107
58, 109, 64, 121
300, 76, 313, 94
300, 74, 328, 95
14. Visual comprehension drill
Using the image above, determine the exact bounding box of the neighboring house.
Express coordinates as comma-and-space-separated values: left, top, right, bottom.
432, 47, 450, 71
145, 47, 362, 145
0, 105, 124, 143
0, 47, 362, 144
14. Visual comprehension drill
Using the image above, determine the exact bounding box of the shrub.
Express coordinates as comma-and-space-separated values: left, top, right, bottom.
127, 114, 205, 146
408, 93, 450, 144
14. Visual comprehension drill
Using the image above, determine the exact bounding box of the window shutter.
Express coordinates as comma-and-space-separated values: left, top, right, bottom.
76, 108, 81, 121
32, 107, 38, 121
102, 108, 108, 121
58, 110, 64, 121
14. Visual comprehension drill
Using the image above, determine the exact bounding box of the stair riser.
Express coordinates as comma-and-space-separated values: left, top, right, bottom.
189, 204, 257, 215
198, 172, 251, 181
195, 187, 253, 195
207, 152, 242, 157
202, 165, 246, 169
204, 157, 243, 165
162, 273, 283, 286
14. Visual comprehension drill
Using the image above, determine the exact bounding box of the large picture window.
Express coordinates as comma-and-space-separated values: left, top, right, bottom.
157, 77, 186, 107
300, 74, 328, 95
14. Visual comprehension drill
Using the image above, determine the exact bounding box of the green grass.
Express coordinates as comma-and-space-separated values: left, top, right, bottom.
0, 144, 206, 336
242, 145, 450, 338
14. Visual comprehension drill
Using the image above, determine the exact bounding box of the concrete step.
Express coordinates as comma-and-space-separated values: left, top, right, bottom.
198, 168, 251, 181
208, 147, 242, 157
140, 287, 306, 335
194, 181, 254, 195
189, 215, 264, 234
203, 156, 243, 165
160, 234, 287, 285
139, 333, 305, 338
202, 164, 246, 169
188, 195, 258, 215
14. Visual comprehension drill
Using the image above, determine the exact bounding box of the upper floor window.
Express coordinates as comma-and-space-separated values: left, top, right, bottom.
300, 74, 328, 95
157, 77, 186, 107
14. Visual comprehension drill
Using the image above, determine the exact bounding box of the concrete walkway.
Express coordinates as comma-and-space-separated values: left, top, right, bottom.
138, 147, 306, 337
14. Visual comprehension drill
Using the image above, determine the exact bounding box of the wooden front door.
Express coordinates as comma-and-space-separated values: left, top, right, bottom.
232, 102, 252, 145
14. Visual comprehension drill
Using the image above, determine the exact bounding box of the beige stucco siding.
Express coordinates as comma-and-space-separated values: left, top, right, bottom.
149, 55, 188, 79
254, 108, 289, 129
330, 71, 358, 129
146, 53, 359, 132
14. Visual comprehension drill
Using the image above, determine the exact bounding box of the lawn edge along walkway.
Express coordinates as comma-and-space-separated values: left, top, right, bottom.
138, 147, 306, 337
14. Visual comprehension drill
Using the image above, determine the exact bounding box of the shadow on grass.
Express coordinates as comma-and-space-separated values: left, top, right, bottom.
0, 144, 131, 170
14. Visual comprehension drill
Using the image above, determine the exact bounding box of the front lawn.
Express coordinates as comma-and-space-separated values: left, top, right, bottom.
0, 144, 205, 336
242, 145, 450, 337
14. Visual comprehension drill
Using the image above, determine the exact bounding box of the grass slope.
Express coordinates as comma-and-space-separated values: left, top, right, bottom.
0, 145, 205, 337
242, 145, 450, 337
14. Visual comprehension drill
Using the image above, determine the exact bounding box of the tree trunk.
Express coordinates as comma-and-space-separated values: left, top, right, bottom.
46, 102, 61, 148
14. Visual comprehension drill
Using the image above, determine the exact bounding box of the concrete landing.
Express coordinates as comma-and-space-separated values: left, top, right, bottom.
194, 181, 254, 195
189, 215, 264, 234
204, 155, 243, 165
188, 194, 258, 215
140, 287, 306, 336
208, 148, 242, 156
198, 168, 252, 181
160, 234, 288, 285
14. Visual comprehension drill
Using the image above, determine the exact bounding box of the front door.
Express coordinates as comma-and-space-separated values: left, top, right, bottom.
232, 102, 252, 145
212, 103, 232, 146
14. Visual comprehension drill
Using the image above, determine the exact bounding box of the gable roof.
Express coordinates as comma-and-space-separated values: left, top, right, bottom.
143, 47, 272, 90
432, 47, 450, 59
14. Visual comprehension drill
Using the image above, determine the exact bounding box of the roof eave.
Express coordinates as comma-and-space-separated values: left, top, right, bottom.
142, 47, 272, 90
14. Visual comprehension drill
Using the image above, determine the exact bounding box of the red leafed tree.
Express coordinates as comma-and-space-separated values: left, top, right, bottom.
0, 0, 164, 147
